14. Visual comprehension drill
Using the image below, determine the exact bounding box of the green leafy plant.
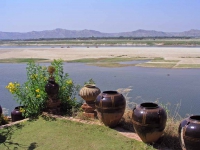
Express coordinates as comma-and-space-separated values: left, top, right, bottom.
6, 59, 80, 118
84, 78, 95, 85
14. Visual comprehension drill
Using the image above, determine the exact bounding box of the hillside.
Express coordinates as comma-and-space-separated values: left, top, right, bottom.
0, 28, 200, 39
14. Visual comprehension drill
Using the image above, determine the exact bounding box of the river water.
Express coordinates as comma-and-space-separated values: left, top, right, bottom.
1, 62, 200, 117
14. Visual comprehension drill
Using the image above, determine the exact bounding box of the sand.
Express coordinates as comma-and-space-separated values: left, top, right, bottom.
1, 47, 200, 64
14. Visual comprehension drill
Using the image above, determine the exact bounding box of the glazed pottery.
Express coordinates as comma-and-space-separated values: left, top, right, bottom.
45, 77, 59, 102
178, 115, 200, 150
79, 84, 101, 103
132, 102, 167, 143
95, 91, 126, 128
11, 106, 25, 122
0, 105, 2, 115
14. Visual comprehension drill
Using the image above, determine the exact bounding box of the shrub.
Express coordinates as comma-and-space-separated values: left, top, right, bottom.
6, 59, 80, 118
0, 114, 9, 125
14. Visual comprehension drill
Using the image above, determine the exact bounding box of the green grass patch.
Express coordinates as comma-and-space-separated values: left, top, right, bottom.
67, 57, 148, 63
0, 117, 154, 150
137, 63, 176, 68
88, 63, 135, 68
176, 64, 200, 68
0, 58, 49, 63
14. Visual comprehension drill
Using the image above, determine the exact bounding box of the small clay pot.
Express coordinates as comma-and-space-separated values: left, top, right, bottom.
11, 106, 25, 122
0, 105, 2, 115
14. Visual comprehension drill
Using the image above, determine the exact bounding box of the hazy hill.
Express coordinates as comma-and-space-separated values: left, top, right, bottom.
0, 28, 200, 39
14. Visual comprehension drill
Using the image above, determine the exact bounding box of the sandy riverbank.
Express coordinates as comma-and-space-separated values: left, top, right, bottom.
1, 47, 200, 65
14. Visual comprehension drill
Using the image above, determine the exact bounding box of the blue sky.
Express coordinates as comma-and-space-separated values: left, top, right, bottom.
1, 0, 200, 32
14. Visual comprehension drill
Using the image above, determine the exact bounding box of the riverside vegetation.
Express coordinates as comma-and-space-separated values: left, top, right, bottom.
1, 59, 183, 149
1, 38, 200, 46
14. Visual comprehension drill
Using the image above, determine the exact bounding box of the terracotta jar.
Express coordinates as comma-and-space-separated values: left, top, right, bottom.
79, 84, 101, 115
178, 115, 200, 150
95, 91, 126, 128
132, 102, 167, 143
79, 84, 101, 103
11, 106, 25, 122
0, 105, 2, 115
45, 77, 59, 102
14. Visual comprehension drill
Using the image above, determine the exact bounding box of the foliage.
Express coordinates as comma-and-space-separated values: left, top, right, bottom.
0, 114, 9, 125
6, 59, 80, 118
51, 59, 81, 114
84, 78, 95, 85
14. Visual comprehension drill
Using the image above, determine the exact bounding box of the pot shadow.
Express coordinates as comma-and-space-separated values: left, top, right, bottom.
0, 124, 38, 149
27, 142, 38, 150
0, 124, 27, 149
152, 134, 182, 150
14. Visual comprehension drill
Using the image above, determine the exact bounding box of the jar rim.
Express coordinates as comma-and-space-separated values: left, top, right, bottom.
189, 115, 200, 121
140, 102, 159, 109
84, 84, 96, 88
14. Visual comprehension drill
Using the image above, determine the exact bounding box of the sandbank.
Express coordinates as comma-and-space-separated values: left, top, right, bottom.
1, 47, 200, 65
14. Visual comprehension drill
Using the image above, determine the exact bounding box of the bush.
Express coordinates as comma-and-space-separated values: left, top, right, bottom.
0, 114, 9, 125
6, 59, 80, 118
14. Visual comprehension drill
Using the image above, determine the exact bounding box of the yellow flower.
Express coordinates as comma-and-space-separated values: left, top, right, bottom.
31, 74, 38, 79
5, 82, 18, 93
35, 89, 40, 93
36, 94, 41, 98
66, 80, 72, 85
19, 107, 25, 113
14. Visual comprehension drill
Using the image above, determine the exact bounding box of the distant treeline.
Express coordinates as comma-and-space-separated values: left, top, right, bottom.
0, 36, 198, 41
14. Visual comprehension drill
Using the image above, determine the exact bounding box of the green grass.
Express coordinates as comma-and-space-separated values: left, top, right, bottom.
0, 117, 154, 150
137, 62, 176, 68
0, 58, 49, 63
67, 57, 148, 63
68, 57, 147, 68
88, 63, 135, 68
175, 64, 200, 68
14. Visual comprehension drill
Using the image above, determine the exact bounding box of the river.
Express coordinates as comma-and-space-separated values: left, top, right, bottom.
0, 62, 200, 117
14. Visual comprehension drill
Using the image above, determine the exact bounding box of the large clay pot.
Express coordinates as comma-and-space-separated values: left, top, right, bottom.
11, 106, 25, 122
95, 91, 126, 128
45, 77, 59, 102
0, 105, 2, 115
132, 102, 167, 143
178, 115, 200, 150
79, 84, 101, 103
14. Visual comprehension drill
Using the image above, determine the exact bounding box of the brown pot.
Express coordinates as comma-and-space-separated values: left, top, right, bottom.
178, 115, 200, 150
11, 106, 25, 122
0, 105, 2, 115
79, 84, 101, 103
46, 99, 61, 108
132, 102, 167, 143
95, 91, 126, 128
45, 77, 59, 102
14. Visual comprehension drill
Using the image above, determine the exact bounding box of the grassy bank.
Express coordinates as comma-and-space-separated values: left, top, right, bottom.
0, 117, 154, 150
68, 57, 147, 68
0, 58, 50, 63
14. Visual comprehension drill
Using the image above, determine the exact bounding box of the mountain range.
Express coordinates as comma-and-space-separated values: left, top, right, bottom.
0, 28, 200, 39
